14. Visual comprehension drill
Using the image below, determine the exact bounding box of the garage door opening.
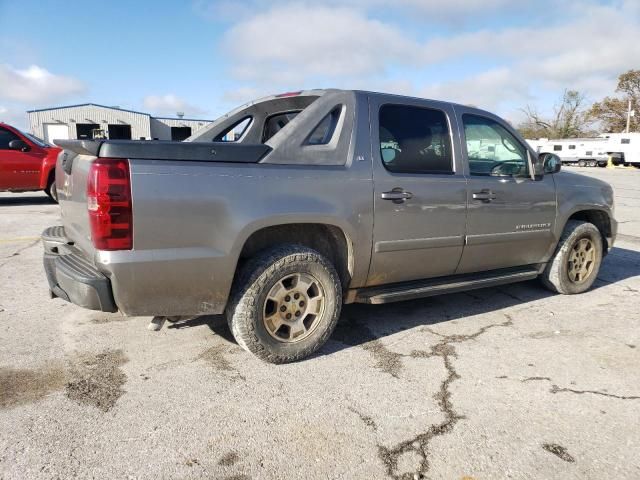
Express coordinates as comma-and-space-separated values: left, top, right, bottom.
171, 126, 192, 141
108, 124, 132, 140
44, 124, 70, 143
76, 123, 100, 140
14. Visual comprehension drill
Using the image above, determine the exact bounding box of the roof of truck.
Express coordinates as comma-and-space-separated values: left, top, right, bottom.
251, 88, 493, 116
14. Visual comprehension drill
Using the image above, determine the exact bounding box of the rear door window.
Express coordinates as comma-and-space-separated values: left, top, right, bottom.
378, 104, 453, 174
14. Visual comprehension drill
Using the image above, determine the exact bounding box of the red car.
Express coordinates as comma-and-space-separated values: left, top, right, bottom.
0, 122, 61, 201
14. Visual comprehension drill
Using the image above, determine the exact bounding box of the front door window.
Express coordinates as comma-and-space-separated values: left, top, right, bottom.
0, 127, 20, 149
462, 114, 529, 177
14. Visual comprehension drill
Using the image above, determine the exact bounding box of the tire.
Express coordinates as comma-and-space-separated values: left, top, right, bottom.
226, 245, 342, 364
540, 220, 603, 295
45, 177, 58, 203
578, 160, 586, 167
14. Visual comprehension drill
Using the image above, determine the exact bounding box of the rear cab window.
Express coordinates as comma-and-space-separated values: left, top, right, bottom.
306, 106, 342, 145
262, 111, 301, 142
214, 116, 253, 142
378, 104, 454, 174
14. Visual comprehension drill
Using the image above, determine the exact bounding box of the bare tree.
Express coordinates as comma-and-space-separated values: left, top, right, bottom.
518, 90, 592, 139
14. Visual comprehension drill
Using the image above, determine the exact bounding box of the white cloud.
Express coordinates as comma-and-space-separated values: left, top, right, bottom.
0, 64, 86, 104
142, 94, 205, 116
218, 1, 640, 115
221, 86, 269, 104
0, 105, 28, 129
196, 0, 532, 21
231, 0, 640, 114
417, 3, 640, 96
349, 0, 523, 17
222, 5, 419, 84
419, 68, 533, 109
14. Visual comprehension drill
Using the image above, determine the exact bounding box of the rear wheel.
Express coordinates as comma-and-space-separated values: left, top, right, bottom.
540, 220, 603, 294
577, 160, 587, 167
226, 245, 342, 363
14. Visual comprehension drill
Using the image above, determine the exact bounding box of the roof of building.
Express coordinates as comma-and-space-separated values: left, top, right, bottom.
26, 103, 151, 116
26, 103, 213, 122
153, 116, 214, 122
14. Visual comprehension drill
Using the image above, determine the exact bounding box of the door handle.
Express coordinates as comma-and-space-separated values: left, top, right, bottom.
472, 190, 497, 202
381, 189, 413, 203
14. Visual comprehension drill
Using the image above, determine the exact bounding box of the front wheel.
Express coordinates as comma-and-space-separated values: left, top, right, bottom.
45, 178, 58, 203
540, 220, 603, 294
226, 245, 342, 364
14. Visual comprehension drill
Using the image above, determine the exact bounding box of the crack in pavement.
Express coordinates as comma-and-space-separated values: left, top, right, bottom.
550, 384, 640, 400
348, 405, 378, 431
377, 314, 514, 480
0, 239, 40, 268
522, 376, 552, 382
542, 443, 575, 463
333, 319, 404, 378
498, 375, 640, 400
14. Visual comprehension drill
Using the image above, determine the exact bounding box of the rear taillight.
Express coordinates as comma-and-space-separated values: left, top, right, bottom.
86, 158, 132, 250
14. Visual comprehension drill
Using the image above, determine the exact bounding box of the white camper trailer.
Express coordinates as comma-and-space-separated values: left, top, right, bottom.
526, 138, 609, 167
598, 133, 640, 166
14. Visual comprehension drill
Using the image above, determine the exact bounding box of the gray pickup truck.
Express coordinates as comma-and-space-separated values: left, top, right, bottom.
42, 89, 616, 363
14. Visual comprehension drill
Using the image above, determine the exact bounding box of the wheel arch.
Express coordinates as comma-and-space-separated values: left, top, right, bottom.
45, 167, 55, 188
38, 156, 57, 190
566, 208, 613, 254
235, 223, 354, 290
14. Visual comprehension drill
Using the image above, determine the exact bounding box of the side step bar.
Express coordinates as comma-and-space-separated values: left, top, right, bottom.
353, 266, 540, 305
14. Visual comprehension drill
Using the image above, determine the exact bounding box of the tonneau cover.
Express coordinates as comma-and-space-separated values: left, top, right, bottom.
54, 139, 271, 163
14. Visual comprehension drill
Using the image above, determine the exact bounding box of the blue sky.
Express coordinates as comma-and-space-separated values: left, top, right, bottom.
1, 0, 638, 130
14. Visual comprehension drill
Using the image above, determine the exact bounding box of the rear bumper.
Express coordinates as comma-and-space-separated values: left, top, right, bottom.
42, 226, 117, 313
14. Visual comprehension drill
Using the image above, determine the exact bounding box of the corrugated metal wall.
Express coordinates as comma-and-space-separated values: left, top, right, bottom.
28, 105, 152, 141
28, 105, 213, 142
150, 118, 212, 140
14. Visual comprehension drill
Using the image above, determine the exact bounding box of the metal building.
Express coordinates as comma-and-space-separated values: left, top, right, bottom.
27, 103, 213, 143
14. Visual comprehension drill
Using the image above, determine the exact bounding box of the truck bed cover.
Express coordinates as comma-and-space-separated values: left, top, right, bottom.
54, 139, 271, 163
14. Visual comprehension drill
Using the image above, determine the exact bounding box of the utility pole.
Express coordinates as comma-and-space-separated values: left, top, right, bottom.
626, 98, 634, 133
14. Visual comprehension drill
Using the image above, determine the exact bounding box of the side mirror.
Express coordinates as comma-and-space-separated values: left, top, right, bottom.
541, 153, 561, 174
8, 139, 30, 152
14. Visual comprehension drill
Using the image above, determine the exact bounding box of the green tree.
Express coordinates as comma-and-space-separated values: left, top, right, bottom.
588, 69, 640, 133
